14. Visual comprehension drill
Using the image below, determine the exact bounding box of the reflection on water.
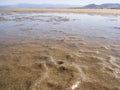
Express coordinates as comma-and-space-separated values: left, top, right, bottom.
0, 12, 120, 42
0, 12, 120, 90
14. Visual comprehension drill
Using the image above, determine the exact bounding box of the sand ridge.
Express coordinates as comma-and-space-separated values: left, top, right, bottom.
0, 8, 120, 15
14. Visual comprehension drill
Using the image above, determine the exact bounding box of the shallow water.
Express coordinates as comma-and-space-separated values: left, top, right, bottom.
0, 12, 120, 39
0, 12, 120, 90
0, 13, 120, 46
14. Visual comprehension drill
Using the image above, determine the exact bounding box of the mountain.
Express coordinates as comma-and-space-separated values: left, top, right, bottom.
82, 4, 98, 8
0, 3, 81, 8
83, 3, 120, 9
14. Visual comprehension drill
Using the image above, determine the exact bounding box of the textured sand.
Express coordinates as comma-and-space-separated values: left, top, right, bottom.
0, 38, 120, 90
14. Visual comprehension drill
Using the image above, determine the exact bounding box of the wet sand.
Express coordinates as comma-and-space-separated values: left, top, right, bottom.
0, 11, 120, 90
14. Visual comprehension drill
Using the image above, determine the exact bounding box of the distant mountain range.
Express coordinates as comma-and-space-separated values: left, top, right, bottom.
0, 3, 120, 9
83, 3, 120, 9
0, 4, 81, 8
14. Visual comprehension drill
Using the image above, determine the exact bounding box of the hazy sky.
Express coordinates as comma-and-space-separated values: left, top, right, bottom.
0, 0, 120, 5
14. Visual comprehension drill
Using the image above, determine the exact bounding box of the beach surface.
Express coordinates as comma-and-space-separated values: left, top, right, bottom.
1, 8, 120, 14
0, 10, 120, 90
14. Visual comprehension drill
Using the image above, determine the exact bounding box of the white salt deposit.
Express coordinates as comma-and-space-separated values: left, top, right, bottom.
71, 81, 81, 90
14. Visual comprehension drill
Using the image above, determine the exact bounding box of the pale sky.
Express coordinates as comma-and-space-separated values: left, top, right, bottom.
0, 0, 120, 5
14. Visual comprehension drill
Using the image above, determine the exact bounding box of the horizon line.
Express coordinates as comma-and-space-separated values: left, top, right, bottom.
0, 3, 120, 6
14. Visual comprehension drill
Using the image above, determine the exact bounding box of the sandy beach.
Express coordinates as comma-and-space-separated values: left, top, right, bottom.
0, 10, 120, 90
0, 8, 120, 14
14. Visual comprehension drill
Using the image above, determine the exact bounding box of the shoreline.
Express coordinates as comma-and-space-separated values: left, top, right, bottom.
0, 8, 120, 15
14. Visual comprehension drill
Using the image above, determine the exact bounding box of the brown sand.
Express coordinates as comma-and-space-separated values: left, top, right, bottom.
0, 38, 120, 90
0, 8, 120, 14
